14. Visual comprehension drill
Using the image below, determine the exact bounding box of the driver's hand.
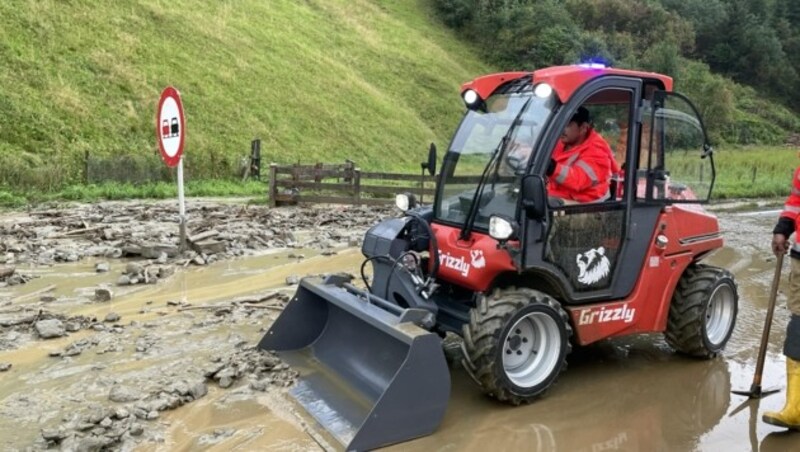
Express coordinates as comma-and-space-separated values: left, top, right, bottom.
772, 233, 790, 257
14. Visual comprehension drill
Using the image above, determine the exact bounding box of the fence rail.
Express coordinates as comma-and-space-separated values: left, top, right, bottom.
268, 161, 436, 207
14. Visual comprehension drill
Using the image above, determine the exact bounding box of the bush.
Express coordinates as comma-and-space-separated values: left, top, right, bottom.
431, 0, 800, 146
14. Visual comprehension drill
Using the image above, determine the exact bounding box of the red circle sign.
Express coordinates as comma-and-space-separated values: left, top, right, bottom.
156, 86, 186, 167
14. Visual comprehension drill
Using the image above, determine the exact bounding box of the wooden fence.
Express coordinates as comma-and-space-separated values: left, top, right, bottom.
267, 161, 436, 207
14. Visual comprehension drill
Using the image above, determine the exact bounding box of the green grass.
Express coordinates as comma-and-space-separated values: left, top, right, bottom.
0, 145, 793, 207
1, 0, 796, 204
712, 146, 799, 199
0, 180, 268, 207
664, 145, 798, 200
0, 0, 489, 190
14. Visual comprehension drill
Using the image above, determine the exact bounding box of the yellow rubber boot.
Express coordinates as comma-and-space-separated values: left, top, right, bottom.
763, 358, 800, 429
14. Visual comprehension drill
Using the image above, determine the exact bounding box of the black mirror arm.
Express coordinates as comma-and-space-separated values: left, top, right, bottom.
702, 143, 713, 159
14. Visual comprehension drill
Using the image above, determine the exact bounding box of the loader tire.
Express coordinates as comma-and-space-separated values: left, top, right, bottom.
665, 264, 738, 358
462, 287, 572, 405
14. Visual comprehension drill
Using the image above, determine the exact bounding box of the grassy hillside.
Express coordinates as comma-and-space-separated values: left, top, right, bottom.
0, 0, 489, 190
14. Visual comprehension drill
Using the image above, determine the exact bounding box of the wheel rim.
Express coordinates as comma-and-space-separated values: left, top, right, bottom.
705, 283, 735, 346
502, 311, 561, 388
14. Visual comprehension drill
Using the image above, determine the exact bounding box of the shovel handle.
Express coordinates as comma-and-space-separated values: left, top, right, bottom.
753, 252, 784, 387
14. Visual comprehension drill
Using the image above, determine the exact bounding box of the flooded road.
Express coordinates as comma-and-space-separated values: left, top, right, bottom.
2, 204, 800, 451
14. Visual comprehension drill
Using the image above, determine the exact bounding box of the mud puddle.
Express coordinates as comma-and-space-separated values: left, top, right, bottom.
3, 204, 800, 451
279, 209, 800, 451
158, 390, 318, 451
0, 246, 364, 450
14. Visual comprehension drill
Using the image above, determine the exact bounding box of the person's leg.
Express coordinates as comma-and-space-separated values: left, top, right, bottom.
789, 257, 800, 316
763, 257, 800, 429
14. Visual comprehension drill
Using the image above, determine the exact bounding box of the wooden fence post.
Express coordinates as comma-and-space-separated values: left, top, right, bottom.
268, 163, 278, 208
751, 166, 757, 184
354, 168, 362, 206
314, 162, 322, 183
84, 150, 90, 184
344, 159, 354, 183
250, 139, 261, 180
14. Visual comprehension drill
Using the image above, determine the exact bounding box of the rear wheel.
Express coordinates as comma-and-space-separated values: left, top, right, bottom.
462, 287, 572, 405
665, 264, 738, 358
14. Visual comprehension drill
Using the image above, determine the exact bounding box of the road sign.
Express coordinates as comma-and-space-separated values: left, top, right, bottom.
156, 86, 188, 250
156, 86, 185, 168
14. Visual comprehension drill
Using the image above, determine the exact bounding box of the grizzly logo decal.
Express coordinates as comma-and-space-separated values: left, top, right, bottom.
470, 249, 486, 269
439, 251, 471, 277
576, 246, 610, 285
578, 303, 636, 325
439, 249, 487, 277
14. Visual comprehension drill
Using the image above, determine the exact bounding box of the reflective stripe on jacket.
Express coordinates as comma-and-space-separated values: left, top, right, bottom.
547, 129, 617, 202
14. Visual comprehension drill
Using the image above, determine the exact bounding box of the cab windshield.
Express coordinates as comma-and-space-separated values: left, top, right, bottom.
434, 84, 558, 229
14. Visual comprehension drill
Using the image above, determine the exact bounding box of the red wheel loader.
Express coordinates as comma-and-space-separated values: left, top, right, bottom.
259, 65, 738, 451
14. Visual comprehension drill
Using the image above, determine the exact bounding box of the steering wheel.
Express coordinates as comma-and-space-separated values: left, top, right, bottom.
504, 141, 533, 174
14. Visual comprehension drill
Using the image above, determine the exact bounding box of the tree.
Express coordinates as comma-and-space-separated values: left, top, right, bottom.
430, 0, 800, 142
641, 41, 680, 77
434, 0, 476, 28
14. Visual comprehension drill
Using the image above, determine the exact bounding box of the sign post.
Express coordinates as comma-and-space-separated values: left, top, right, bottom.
156, 86, 187, 251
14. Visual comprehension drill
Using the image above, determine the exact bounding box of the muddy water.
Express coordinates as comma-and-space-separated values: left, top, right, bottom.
318, 210, 798, 451
3, 208, 800, 451
380, 210, 799, 452
0, 248, 364, 450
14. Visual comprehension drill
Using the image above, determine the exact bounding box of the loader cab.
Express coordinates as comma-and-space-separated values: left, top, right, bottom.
434, 66, 715, 304
521, 71, 716, 304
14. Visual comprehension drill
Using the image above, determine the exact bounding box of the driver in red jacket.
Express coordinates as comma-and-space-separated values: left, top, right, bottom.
546, 107, 620, 204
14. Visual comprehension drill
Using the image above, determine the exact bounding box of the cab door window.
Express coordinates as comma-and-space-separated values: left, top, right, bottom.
544, 88, 634, 292
638, 91, 713, 202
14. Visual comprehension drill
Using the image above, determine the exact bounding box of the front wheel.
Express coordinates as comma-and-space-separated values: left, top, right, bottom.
665, 264, 738, 358
462, 287, 572, 405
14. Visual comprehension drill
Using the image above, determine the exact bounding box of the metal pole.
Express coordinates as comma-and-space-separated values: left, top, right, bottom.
732, 251, 783, 398
177, 156, 187, 251
753, 252, 782, 389
420, 166, 425, 205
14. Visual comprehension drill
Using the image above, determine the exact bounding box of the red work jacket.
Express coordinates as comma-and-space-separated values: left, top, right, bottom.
547, 129, 619, 202
779, 166, 800, 232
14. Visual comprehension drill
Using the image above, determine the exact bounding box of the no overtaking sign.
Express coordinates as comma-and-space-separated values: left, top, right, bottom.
156, 86, 188, 249
156, 86, 185, 167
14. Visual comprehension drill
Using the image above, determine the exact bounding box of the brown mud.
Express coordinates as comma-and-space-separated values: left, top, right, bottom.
1, 202, 800, 451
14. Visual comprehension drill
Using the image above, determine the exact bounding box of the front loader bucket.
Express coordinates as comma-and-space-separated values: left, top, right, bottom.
258, 276, 450, 451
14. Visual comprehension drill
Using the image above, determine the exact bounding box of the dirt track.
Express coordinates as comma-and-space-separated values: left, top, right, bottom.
1, 199, 800, 451
0, 200, 391, 451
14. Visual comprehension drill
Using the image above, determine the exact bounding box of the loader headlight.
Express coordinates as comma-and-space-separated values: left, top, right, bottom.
463, 89, 479, 106
489, 215, 517, 241
533, 83, 553, 98
395, 193, 418, 212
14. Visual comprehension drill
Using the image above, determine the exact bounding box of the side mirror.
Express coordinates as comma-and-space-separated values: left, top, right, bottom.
422, 143, 437, 177
521, 175, 547, 220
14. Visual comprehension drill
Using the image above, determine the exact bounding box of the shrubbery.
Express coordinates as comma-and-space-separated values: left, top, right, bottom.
431, 0, 800, 145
